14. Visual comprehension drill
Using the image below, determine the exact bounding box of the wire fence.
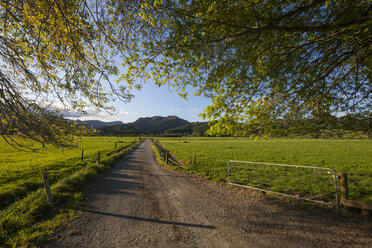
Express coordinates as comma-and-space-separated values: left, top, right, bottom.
152, 140, 371, 209
346, 173, 372, 202
228, 160, 339, 206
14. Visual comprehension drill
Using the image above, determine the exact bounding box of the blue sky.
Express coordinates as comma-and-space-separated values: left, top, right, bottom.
64, 82, 212, 123
120, 84, 212, 123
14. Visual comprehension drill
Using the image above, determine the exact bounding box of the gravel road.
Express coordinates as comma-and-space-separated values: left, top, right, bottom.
44, 139, 371, 247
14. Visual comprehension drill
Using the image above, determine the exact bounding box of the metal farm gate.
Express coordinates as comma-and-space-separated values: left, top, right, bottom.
228, 160, 339, 207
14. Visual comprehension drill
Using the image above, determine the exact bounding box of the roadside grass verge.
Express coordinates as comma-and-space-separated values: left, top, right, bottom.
151, 140, 181, 171
0, 140, 141, 248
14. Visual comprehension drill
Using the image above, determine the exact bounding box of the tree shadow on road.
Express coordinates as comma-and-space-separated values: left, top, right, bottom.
83, 209, 216, 229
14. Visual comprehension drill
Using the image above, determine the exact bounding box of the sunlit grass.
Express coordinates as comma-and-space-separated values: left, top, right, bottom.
0, 139, 139, 247
157, 138, 372, 202
0, 136, 135, 209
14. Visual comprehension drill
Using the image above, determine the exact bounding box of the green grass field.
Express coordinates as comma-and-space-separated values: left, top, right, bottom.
156, 138, 372, 203
0, 136, 140, 247
0, 136, 135, 210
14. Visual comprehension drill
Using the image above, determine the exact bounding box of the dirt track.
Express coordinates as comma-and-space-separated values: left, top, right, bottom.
44, 139, 371, 247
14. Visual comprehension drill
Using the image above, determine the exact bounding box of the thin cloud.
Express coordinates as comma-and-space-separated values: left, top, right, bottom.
63, 107, 129, 122
118, 110, 129, 115
169, 108, 180, 113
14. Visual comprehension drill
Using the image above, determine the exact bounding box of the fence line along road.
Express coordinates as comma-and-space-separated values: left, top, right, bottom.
228, 160, 339, 207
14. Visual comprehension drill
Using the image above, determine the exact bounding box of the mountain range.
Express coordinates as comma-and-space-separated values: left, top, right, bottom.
72, 119, 124, 129
74, 116, 209, 136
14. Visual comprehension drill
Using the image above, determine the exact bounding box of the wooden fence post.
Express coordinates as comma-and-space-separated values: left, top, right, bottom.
42, 172, 53, 205
165, 150, 168, 166
337, 172, 349, 200
98, 151, 100, 164
115, 142, 117, 149
42, 142, 45, 148
75, 142, 78, 148
81, 149, 84, 161
337, 172, 349, 210
193, 154, 196, 164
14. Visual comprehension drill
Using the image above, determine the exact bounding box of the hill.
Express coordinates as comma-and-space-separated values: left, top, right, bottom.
72, 119, 124, 129
99, 124, 138, 135
98, 116, 190, 135
131, 116, 189, 133
164, 122, 209, 136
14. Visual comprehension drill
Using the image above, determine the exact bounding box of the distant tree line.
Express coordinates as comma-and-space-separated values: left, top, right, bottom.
95, 113, 371, 139
259, 113, 372, 139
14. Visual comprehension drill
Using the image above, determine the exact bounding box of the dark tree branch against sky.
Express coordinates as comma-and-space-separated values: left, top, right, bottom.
0, 0, 137, 146
0, 0, 371, 143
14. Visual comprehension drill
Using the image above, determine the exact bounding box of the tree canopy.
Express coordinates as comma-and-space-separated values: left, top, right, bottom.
0, 0, 137, 146
1, 0, 371, 144
122, 0, 371, 136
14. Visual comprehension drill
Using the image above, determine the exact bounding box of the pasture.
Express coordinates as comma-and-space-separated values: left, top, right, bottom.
0, 136, 135, 210
156, 138, 372, 203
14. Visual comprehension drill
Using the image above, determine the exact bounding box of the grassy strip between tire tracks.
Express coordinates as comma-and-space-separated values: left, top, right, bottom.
0, 140, 142, 248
